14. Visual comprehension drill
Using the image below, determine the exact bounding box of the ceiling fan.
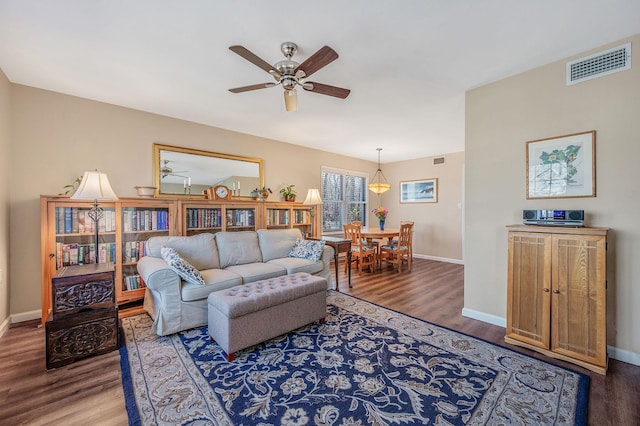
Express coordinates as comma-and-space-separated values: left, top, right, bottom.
160, 160, 187, 179
228, 42, 350, 111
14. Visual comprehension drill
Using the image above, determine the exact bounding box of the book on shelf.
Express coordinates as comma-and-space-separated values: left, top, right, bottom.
294, 210, 311, 225
56, 242, 117, 268
227, 208, 255, 227
187, 208, 222, 229
56, 207, 117, 235
123, 209, 169, 232
123, 240, 146, 263
268, 209, 290, 225
123, 274, 146, 291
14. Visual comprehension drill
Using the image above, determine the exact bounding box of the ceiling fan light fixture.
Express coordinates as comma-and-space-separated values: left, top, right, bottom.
368, 148, 391, 194
228, 43, 350, 111
284, 89, 298, 112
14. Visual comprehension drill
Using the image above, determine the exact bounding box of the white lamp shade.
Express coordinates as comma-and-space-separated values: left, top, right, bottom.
303, 188, 323, 205
284, 89, 298, 112
71, 170, 118, 200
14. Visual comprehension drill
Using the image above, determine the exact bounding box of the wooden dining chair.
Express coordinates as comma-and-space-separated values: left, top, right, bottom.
380, 222, 414, 272
351, 220, 380, 269
343, 223, 377, 275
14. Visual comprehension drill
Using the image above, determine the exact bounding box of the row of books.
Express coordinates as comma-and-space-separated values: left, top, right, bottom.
56, 207, 116, 235
123, 240, 147, 263
266, 209, 312, 226
123, 209, 170, 232
267, 209, 290, 225
56, 242, 116, 268
294, 210, 312, 225
186, 208, 222, 229
226, 209, 255, 227
123, 274, 146, 291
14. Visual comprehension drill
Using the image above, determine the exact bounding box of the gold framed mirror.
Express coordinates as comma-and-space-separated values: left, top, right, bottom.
153, 143, 264, 199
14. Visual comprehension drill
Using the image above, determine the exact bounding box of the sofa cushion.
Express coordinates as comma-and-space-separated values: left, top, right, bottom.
288, 238, 326, 262
257, 228, 302, 262
224, 262, 286, 283
161, 246, 206, 286
266, 257, 324, 275
147, 233, 219, 270
215, 231, 262, 268
181, 269, 243, 302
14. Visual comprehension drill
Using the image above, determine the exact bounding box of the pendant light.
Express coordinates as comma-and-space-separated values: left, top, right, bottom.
368, 148, 391, 194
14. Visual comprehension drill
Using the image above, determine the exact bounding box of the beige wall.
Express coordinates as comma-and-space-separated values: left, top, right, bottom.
7, 84, 464, 319
381, 153, 464, 262
465, 34, 640, 363
0, 69, 10, 331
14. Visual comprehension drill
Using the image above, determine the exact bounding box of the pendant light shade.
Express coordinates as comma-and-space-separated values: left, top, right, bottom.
284, 88, 298, 112
368, 148, 391, 194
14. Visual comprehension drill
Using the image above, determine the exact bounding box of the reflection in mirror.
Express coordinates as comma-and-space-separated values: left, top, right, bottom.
153, 144, 263, 198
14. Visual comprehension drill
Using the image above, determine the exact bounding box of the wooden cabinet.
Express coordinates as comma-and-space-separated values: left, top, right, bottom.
41, 196, 178, 323
45, 263, 118, 369
506, 225, 608, 374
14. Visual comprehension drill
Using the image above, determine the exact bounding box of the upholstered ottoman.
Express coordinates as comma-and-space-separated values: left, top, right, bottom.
207, 272, 327, 361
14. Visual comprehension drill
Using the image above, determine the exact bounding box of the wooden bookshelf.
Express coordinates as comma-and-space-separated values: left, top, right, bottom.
41, 196, 320, 325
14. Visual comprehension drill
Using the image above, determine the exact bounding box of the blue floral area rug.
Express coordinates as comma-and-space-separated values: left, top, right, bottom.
120, 291, 588, 425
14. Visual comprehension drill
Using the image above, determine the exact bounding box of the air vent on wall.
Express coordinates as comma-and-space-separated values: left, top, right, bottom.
566, 42, 631, 85
433, 156, 445, 165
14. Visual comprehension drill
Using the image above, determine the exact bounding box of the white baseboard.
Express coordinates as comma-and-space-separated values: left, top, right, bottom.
413, 253, 464, 265
461, 307, 506, 327
11, 309, 41, 323
462, 308, 640, 367
607, 345, 640, 367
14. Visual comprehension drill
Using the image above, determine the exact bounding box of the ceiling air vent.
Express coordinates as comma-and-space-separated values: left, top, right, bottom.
433, 157, 445, 165
566, 42, 631, 85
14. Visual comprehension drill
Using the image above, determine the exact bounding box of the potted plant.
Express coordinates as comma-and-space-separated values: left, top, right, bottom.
279, 184, 296, 202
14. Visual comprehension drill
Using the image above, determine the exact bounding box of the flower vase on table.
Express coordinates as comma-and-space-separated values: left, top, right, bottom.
372, 206, 389, 231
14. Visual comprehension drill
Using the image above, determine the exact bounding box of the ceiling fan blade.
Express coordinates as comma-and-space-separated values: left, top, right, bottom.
229, 83, 276, 93
303, 82, 351, 99
295, 45, 339, 78
229, 45, 276, 74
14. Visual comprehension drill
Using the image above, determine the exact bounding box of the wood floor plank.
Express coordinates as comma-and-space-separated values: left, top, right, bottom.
0, 258, 637, 425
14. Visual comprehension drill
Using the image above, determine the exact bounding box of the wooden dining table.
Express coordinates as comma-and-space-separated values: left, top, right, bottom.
360, 227, 400, 245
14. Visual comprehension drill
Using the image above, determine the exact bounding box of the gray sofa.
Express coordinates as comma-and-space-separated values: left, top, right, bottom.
136, 228, 334, 335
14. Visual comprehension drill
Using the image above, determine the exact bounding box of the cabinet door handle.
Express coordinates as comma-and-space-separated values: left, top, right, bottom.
543, 288, 550, 292
553, 290, 560, 294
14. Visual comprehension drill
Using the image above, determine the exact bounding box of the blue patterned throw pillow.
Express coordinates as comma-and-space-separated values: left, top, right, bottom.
288, 239, 325, 262
160, 246, 206, 286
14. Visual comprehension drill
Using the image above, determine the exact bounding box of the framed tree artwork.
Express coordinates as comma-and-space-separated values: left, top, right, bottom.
526, 131, 596, 199
400, 178, 438, 203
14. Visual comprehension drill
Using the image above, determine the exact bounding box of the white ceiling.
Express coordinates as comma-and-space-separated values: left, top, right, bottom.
1, 1, 639, 163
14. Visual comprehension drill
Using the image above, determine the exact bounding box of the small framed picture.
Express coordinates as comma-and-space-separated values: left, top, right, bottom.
526, 131, 595, 199
400, 178, 438, 203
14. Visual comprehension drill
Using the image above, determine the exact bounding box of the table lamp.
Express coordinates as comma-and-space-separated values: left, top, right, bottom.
303, 188, 323, 238
70, 170, 118, 263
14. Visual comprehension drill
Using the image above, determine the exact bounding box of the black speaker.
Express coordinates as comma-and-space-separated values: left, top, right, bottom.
523, 210, 537, 220
568, 210, 584, 221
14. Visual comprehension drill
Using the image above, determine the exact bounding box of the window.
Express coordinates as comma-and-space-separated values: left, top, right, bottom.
321, 167, 369, 233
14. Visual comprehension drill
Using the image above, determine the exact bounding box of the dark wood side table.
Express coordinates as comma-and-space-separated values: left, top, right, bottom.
309, 236, 351, 290
45, 263, 118, 369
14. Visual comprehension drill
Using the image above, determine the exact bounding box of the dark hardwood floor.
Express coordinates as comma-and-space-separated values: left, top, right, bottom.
1, 258, 638, 425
